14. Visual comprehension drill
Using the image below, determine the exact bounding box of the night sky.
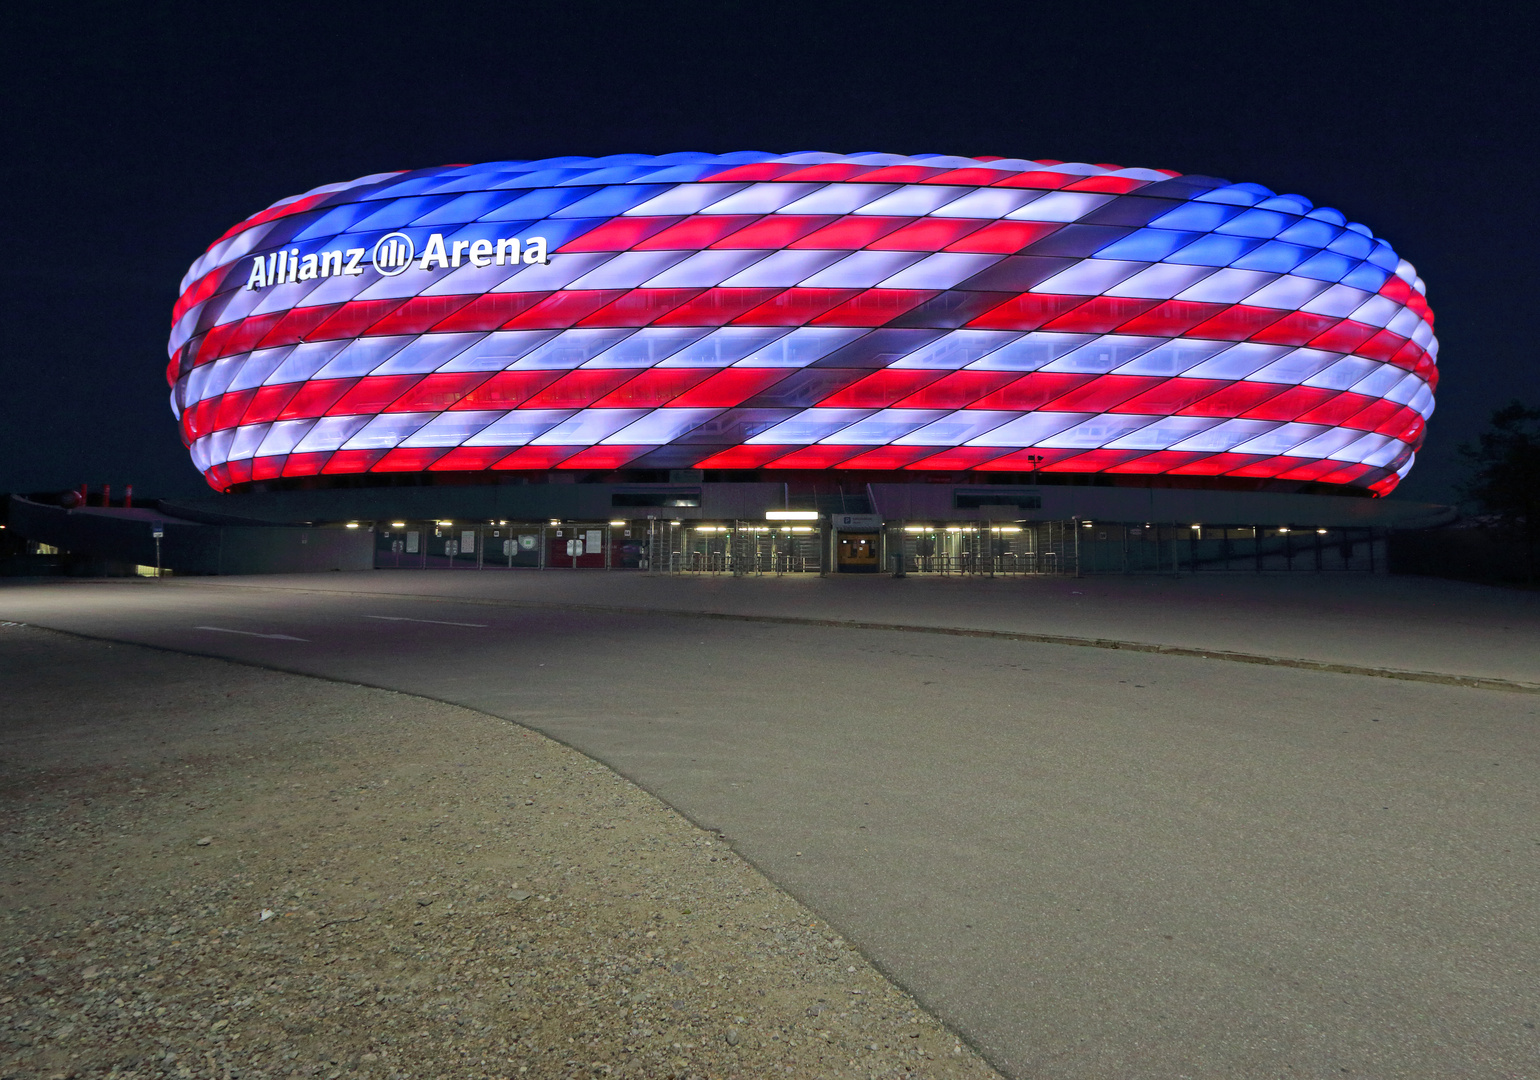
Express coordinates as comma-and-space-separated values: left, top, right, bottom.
2, 4, 1534, 504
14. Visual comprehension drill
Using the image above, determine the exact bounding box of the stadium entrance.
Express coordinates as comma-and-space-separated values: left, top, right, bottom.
372, 516, 1388, 576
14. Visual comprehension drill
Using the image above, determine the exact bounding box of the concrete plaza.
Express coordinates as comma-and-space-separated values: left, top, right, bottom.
3, 572, 1537, 1077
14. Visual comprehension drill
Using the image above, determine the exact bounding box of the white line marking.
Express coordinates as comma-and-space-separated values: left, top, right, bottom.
363, 615, 489, 628
194, 626, 310, 641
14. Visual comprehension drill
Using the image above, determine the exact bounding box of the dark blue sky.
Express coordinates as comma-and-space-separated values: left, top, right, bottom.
2, 2, 1533, 503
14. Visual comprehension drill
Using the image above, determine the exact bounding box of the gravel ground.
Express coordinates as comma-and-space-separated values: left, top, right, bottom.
0, 625, 1001, 1080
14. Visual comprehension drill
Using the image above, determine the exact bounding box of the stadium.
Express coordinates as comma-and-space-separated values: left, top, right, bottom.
9, 152, 1452, 576
173, 151, 1434, 495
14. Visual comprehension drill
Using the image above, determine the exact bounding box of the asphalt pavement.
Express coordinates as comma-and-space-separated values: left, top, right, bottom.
3, 571, 1537, 1078
149, 568, 1540, 685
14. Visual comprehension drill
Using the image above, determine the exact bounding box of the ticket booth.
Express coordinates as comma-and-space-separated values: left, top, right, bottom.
831, 513, 883, 573
837, 532, 880, 572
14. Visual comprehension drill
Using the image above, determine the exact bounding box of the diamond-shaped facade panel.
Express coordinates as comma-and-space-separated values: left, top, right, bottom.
170, 154, 1435, 496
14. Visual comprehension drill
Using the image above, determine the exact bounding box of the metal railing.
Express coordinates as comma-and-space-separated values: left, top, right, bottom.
894, 521, 1076, 576
666, 528, 821, 575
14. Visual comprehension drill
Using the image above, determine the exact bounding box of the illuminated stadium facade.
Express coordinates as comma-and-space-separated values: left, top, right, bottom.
118, 152, 1454, 575
170, 152, 1436, 501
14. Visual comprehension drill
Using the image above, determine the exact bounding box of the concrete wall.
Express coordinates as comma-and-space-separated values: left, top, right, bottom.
171, 480, 1455, 531
869, 483, 1454, 529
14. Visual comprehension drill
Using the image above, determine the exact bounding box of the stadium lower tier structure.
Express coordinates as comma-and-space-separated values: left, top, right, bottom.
294, 478, 1452, 575
10, 477, 1452, 577
376, 516, 1379, 576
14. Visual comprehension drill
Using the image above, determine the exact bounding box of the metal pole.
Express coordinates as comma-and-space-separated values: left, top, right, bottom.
155, 536, 162, 579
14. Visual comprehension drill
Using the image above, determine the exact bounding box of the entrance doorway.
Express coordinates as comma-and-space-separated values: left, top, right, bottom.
837, 532, 880, 573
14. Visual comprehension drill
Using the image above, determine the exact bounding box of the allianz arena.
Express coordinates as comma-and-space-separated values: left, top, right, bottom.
169, 152, 1435, 498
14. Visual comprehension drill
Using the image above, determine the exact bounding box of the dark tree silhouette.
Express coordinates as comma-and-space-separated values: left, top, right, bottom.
1460, 402, 1540, 582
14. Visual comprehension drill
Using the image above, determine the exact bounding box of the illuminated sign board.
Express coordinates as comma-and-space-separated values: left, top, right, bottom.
245, 232, 548, 289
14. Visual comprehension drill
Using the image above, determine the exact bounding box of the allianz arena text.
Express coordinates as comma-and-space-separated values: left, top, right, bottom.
169, 153, 1436, 496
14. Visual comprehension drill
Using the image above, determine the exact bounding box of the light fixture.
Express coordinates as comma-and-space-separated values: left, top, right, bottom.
789, 526, 813, 533
609, 520, 625, 527
766, 510, 819, 521
345, 522, 359, 529
1316, 528, 1328, 534
903, 525, 927, 533
999, 526, 1021, 533
1278, 527, 1291, 533
549, 519, 561, 526
669, 520, 681, 526
391, 521, 406, 528
439, 520, 454, 526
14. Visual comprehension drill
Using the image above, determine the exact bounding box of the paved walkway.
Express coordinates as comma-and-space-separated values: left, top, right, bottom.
3, 573, 1538, 1077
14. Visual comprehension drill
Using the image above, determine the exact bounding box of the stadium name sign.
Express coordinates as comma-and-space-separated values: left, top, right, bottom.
245, 231, 549, 290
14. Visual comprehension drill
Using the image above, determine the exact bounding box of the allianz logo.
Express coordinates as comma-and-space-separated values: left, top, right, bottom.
245, 231, 549, 290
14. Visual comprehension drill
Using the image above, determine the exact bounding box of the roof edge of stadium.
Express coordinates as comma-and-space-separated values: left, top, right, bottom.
189, 153, 1187, 279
